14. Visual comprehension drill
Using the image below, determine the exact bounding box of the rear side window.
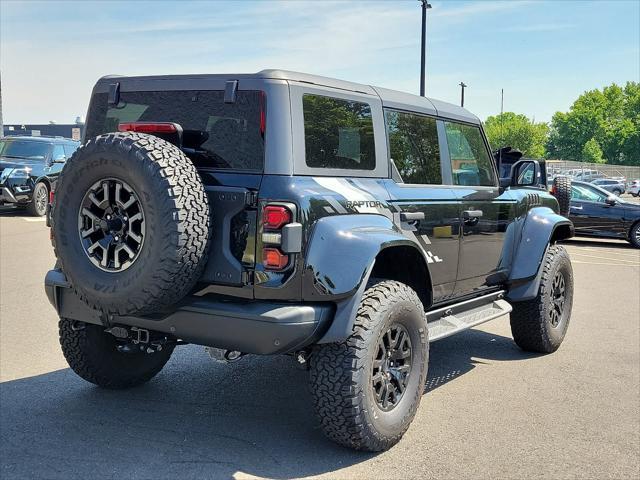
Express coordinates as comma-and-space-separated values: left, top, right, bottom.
444, 122, 496, 187
302, 94, 375, 170
385, 110, 441, 184
85, 90, 265, 171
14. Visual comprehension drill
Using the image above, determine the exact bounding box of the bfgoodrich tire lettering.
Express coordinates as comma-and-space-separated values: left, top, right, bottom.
510, 245, 573, 353
52, 132, 211, 315
309, 280, 429, 451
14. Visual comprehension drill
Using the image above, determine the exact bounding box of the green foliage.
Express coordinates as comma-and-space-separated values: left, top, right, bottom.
546, 82, 640, 165
484, 112, 549, 158
581, 138, 605, 163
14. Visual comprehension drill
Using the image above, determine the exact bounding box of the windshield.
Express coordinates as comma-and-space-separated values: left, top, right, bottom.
0, 139, 51, 161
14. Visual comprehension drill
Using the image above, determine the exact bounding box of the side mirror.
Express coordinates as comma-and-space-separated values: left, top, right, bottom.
605, 196, 617, 206
510, 159, 541, 187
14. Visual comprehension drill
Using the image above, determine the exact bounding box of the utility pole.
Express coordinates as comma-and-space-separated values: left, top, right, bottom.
500, 88, 504, 145
419, 1, 432, 97
0, 72, 4, 138
459, 82, 467, 107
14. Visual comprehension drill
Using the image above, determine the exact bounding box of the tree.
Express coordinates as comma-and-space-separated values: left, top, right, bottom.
581, 138, 605, 164
546, 82, 640, 165
484, 112, 548, 158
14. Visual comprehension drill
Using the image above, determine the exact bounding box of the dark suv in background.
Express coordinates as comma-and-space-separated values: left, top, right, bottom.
0, 136, 79, 215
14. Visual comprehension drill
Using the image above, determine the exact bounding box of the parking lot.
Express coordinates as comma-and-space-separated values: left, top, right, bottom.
0, 206, 638, 479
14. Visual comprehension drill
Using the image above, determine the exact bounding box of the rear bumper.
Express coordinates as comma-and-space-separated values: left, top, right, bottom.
45, 269, 333, 355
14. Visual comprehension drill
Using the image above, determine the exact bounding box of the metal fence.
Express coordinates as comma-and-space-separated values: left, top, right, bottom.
545, 160, 640, 183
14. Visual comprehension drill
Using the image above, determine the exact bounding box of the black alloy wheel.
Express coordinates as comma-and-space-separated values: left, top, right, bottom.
372, 323, 413, 411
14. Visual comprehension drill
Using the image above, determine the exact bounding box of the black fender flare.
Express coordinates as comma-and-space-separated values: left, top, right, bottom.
507, 206, 573, 301
302, 214, 432, 343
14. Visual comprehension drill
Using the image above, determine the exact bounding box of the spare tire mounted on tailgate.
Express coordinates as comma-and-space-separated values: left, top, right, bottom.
52, 132, 211, 315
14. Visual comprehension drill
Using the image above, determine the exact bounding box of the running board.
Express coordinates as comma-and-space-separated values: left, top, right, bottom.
427, 291, 512, 342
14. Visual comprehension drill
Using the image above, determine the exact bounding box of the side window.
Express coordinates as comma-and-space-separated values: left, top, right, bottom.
302, 94, 375, 170
444, 122, 496, 187
385, 110, 441, 184
51, 144, 66, 162
63, 143, 79, 158
571, 184, 607, 203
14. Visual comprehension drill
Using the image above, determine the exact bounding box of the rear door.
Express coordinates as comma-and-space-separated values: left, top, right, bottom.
441, 120, 516, 295
382, 109, 461, 302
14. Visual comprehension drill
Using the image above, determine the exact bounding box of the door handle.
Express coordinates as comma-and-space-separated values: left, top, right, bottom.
570, 205, 583, 210
462, 210, 483, 219
400, 212, 425, 222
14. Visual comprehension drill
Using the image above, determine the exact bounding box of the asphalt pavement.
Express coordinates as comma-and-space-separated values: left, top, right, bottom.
1, 205, 639, 479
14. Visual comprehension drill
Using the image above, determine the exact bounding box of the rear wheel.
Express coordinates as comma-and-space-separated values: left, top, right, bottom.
27, 182, 48, 216
59, 318, 174, 389
612, 189, 623, 196
309, 280, 429, 451
510, 245, 573, 353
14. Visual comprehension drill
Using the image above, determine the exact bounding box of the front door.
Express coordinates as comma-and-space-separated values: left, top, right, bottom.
570, 183, 626, 237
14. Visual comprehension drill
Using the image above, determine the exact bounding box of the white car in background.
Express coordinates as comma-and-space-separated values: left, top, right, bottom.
629, 179, 640, 197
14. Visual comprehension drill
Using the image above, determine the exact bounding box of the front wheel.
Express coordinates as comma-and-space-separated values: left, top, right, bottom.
309, 280, 429, 451
510, 245, 573, 353
27, 182, 48, 216
59, 318, 174, 389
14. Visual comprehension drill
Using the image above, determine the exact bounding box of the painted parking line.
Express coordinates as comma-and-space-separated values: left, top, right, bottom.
572, 260, 640, 267
21, 217, 47, 222
566, 247, 640, 258
569, 252, 640, 264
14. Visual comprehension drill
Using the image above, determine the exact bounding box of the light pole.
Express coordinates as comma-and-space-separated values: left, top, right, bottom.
459, 82, 467, 107
419, 1, 432, 97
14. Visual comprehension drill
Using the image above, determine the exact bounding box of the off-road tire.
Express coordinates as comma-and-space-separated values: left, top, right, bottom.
309, 280, 429, 451
552, 176, 572, 217
628, 222, 640, 248
59, 318, 174, 389
510, 245, 573, 353
27, 181, 48, 216
52, 132, 211, 315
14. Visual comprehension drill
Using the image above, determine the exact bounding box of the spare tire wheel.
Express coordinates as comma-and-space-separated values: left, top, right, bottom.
552, 176, 572, 217
52, 132, 211, 315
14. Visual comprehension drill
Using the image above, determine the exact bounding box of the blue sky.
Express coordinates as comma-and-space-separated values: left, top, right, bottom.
1, 0, 638, 124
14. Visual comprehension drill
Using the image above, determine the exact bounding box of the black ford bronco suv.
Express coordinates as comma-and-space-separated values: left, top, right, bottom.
45, 70, 574, 452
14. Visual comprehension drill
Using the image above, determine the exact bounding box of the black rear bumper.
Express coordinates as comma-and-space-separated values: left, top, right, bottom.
45, 269, 333, 355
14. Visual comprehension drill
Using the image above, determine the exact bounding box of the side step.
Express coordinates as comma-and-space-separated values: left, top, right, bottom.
427, 291, 512, 342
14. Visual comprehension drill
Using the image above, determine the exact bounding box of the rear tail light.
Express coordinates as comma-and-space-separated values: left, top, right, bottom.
263, 205, 291, 230
118, 122, 178, 133
262, 204, 293, 270
263, 248, 289, 270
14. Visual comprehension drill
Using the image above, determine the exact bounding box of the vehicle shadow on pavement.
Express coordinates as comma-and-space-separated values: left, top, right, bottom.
0, 329, 534, 480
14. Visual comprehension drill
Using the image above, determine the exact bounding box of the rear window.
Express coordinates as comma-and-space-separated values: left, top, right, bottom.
85, 90, 265, 171
302, 94, 375, 170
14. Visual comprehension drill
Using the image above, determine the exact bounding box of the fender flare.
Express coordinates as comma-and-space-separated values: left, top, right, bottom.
301, 214, 432, 343
507, 206, 573, 301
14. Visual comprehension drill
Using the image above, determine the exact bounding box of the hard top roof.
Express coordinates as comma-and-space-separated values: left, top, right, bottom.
96, 69, 480, 125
